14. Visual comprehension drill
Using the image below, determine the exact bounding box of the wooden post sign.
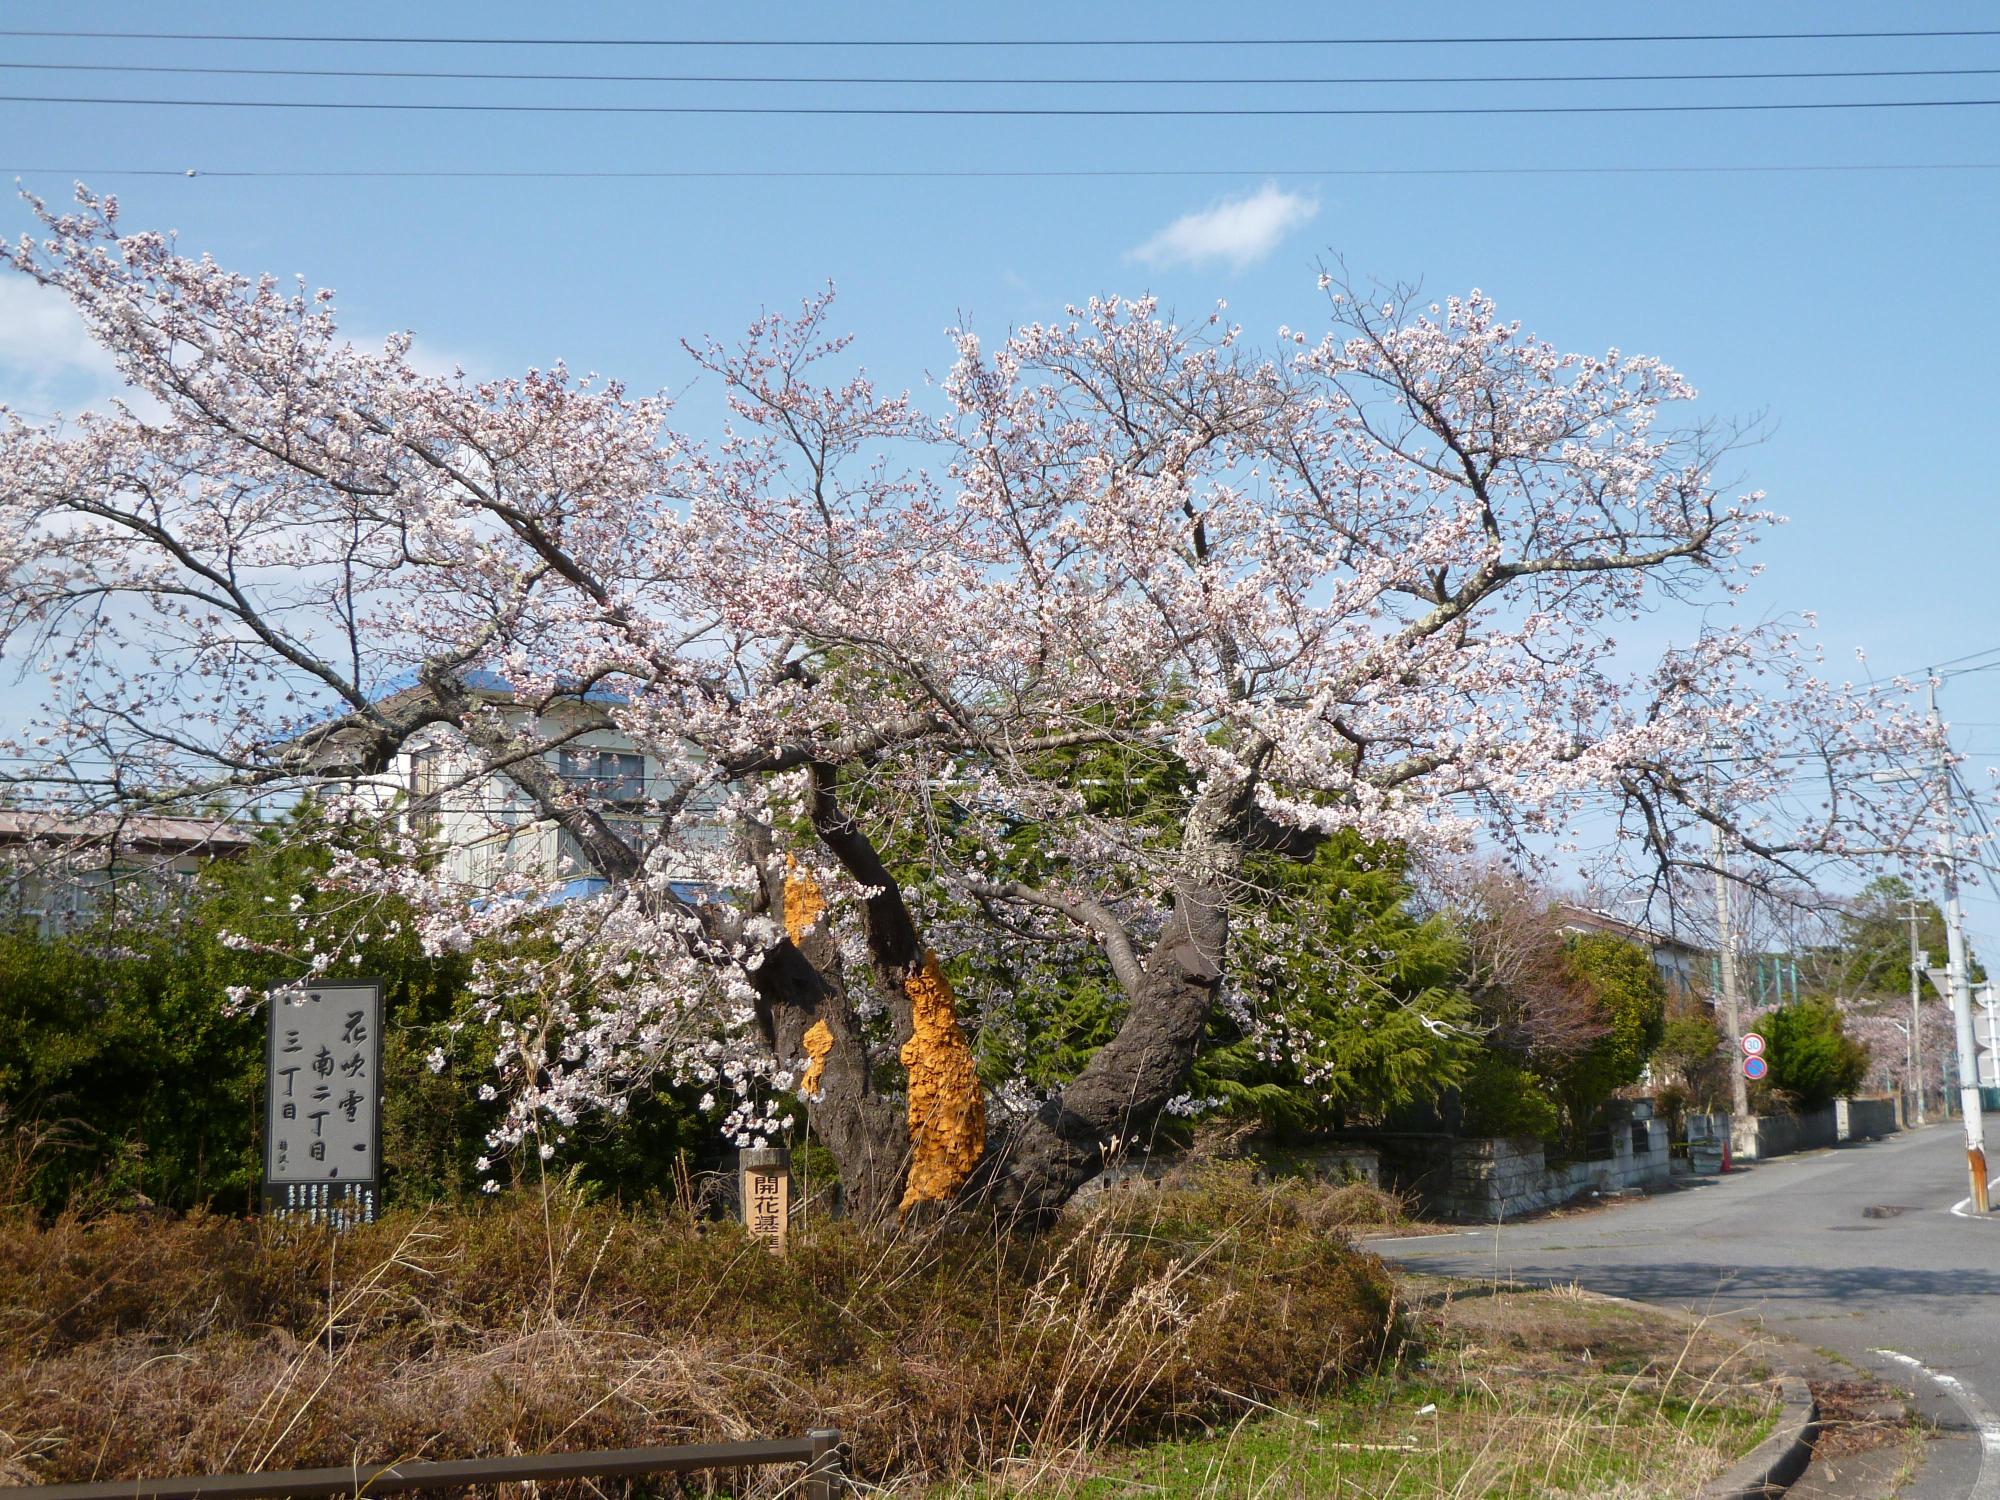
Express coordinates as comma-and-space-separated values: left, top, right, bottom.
740, 1145, 791, 1253
264, 980, 383, 1229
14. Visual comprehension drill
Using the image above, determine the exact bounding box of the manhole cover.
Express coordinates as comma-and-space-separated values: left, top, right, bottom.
1862, 1205, 1912, 1219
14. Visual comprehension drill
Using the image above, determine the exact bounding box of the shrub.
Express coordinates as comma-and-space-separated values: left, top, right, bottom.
1760, 999, 1869, 1111
1653, 1012, 1726, 1107
1457, 1053, 1560, 1143
0, 812, 720, 1218
1547, 933, 1666, 1147
0, 1169, 1399, 1489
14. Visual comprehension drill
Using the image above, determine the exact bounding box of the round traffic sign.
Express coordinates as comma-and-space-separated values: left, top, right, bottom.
1741, 1033, 1766, 1057
1743, 1055, 1769, 1081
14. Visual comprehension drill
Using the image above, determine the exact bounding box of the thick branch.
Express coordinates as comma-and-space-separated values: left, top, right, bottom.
964, 877, 1147, 1000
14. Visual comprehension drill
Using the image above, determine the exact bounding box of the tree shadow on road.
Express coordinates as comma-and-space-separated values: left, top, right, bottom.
1414, 1257, 2000, 1311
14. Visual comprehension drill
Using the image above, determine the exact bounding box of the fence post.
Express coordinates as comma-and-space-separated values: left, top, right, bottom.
804, 1429, 845, 1499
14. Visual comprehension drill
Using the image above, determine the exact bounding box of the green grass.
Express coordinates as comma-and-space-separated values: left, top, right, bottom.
1051, 1386, 1770, 1498
934, 1281, 1781, 1499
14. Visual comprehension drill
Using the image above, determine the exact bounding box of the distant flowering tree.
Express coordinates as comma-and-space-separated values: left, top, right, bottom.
0, 186, 1944, 1221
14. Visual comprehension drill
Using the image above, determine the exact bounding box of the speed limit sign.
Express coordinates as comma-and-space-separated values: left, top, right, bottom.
1742, 1033, 1766, 1057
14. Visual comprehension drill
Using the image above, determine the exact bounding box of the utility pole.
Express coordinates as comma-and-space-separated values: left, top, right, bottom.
1712, 818, 1749, 1118
1909, 898, 1927, 1126
1931, 678, 1989, 1213
1976, 988, 1992, 1096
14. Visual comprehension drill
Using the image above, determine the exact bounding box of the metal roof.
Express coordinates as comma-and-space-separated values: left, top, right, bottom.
0, 810, 259, 853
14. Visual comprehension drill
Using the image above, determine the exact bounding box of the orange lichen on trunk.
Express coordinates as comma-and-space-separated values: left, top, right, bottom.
782, 856, 828, 944
799, 1017, 834, 1098
898, 950, 986, 1214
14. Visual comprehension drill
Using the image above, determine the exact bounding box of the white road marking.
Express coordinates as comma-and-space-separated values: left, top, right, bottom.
1873, 1347, 2000, 1498
1950, 1176, 2000, 1218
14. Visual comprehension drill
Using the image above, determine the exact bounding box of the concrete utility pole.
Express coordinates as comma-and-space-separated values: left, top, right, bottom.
1931, 678, 1989, 1213
1712, 818, 1749, 1118
1909, 898, 1927, 1126
1976, 988, 1992, 1096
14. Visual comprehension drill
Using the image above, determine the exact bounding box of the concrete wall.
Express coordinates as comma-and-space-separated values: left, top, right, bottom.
1836, 1097, 1897, 1142
1732, 1107, 1837, 1160
1731, 1097, 1899, 1161
1375, 1105, 1672, 1222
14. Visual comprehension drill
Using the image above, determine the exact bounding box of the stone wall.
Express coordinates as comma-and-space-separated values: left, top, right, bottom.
1730, 1097, 1899, 1161
1066, 1141, 1383, 1209
1263, 1143, 1384, 1187
1374, 1103, 1672, 1222
1835, 1096, 1897, 1142
1732, 1107, 1837, 1160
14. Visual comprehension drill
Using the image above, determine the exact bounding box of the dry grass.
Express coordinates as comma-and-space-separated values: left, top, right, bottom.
945, 1278, 1782, 1498
0, 1163, 1398, 1495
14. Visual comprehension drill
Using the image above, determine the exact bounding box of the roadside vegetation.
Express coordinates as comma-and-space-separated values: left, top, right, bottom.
0, 1160, 1403, 1491
0, 1147, 1782, 1497
0, 821, 1695, 1221
995, 1281, 1779, 1499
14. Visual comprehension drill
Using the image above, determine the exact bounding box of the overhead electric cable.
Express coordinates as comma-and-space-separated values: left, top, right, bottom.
4, 26, 1998, 46
1880, 645, 2000, 682
8, 91, 2000, 119
6, 60, 2000, 87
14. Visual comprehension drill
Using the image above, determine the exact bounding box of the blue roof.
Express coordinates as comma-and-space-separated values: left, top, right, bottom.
471, 876, 718, 913
364, 666, 629, 706
275, 665, 629, 744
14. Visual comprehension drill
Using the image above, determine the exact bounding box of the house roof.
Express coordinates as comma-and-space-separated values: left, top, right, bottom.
1554, 902, 1709, 958
0, 810, 259, 855
278, 666, 626, 752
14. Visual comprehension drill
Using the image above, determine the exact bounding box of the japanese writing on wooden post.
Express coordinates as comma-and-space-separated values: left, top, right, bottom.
264, 980, 383, 1229
740, 1146, 791, 1253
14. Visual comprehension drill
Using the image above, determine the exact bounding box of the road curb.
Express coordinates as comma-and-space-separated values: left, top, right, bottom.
1555, 1288, 1821, 1499
1691, 1375, 1819, 1500
1391, 1276, 1827, 1500
1552, 1287, 1820, 1499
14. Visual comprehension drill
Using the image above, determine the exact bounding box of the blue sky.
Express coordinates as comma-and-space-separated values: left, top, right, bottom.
3, 2, 1998, 935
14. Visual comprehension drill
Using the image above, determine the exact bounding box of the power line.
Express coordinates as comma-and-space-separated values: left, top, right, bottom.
4, 27, 1999, 47
1876, 645, 2000, 684
11, 162, 2000, 183
8, 90, 2000, 119
7, 60, 2000, 88
1933, 645, 2000, 673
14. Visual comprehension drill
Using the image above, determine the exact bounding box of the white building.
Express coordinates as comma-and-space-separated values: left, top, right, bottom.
0, 809, 257, 936
1554, 903, 1710, 1001
328, 670, 725, 901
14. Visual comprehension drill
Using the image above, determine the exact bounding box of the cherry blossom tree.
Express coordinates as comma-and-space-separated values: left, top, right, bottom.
0, 187, 1943, 1221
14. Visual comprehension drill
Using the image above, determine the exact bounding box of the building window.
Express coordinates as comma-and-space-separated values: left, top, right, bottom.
556, 749, 647, 805
410, 747, 443, 840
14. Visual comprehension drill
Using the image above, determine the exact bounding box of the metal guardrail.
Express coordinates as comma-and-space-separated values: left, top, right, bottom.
0, 1430, 848, 1500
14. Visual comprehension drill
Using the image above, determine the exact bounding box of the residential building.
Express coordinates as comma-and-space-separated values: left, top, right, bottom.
0, 809, 257, 936
313, 669, 724, 900
1554, 903, 1710, 1000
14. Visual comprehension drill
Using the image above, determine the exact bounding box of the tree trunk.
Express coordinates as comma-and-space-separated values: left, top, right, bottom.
749, 937, 908, 1222
742, 818, 910, 1223
978, 882, 1229, 1218
980, 780, 1247, 1219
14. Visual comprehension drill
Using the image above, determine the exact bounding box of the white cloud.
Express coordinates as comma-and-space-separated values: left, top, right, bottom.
1128, 183, 1321, 272
0, 274, 479, 421
0, 277, 127, 417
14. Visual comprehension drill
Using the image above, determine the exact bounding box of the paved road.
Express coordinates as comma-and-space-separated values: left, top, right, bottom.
1369, 1123, 2000, 1498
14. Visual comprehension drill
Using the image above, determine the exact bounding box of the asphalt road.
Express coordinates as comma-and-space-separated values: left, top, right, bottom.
1369, 1123, 2000, 1499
